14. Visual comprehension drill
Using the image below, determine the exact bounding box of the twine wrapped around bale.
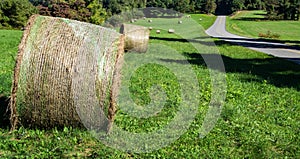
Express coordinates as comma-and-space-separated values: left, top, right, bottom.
10, 15, 124, 131
120, 23, 149, 53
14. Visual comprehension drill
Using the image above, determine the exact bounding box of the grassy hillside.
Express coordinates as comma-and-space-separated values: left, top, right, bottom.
191, 14, 217, 30
226, 10, 300, 45
0, 15, 300, 158
0, 30, 22, 96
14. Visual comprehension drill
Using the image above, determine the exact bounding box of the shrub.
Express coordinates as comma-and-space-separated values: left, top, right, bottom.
132, 9, 145, 19
105, 9, 145, 27
105, 15, 124, 27
0, 0, 37, 28
258, 30, 280, 39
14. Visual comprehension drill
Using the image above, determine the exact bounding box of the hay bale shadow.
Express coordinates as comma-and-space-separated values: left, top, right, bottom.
0, 95, 10, 129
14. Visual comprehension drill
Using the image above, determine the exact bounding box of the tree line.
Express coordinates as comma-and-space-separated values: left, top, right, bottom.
0, 0, 299, 28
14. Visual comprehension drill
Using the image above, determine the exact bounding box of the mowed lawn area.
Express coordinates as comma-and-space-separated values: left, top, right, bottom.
0, 14, 300, 158
226, 10, 300, 45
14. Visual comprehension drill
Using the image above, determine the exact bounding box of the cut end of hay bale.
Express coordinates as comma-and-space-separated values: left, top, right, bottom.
156, 30, 161, 34
10, 15, 124, 131
120, 23, 149, 53
168, 29, 175, 33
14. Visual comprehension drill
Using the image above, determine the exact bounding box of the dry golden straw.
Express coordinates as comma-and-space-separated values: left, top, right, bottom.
120, 23, 150, 53
10, 15, 124, 131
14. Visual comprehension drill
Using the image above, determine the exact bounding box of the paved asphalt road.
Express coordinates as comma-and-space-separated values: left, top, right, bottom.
205, 16, 300, 64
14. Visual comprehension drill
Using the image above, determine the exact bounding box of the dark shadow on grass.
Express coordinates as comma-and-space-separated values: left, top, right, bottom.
254, 13, 268, 16
151, 36, 300, 51
257, 39, 300, 45
159, 53, 300, 90
190, 53, 300, 90
152, 35, 300, 89
0, 95, 10, 129
150, 36, 216, 46
195, 36, 300, 46
232, 17, 268, 21
150, 36, 189, 42
213, 37, 300, 51
217, 37, 300, 50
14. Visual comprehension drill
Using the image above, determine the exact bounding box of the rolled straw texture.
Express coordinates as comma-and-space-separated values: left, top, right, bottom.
120, 23, 149, 53
10, 15, 124, 130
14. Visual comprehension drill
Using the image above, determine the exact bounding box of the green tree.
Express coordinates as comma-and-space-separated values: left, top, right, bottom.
87, 0, 107, 24
173, 0, 190, 13
264, 0, 300, 20
189, 0, 196, 12
232, 0, 245, 11
205, 0, 217, 14
104, 0, 146, 15
245, 0, 265, 10
31, 0, 109, 24
0, 0, 37, 28
192, 0, 205, 12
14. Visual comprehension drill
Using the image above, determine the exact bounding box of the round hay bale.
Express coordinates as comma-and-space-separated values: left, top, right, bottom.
120, 23, 149, 53
156, 30, 161, 34
10, 15, 124, 131
178, 20, 183, 24
149, 27, 153, 30
168, 29, 175, 33
148, 19, 152, 23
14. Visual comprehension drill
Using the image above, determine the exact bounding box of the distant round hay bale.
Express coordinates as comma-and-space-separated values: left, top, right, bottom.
178, 20, 183, 24
149, 27, 153, 30
156, 30, 161, 34
120, 23, 149, 53
148, 19, 152, 23
168, 29, 175, 33
10, 15, 124, 131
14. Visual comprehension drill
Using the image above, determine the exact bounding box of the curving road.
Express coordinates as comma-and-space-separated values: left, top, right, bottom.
205, 16, 300, 63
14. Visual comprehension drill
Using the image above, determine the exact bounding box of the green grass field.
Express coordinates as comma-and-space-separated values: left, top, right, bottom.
191, 14, 217, 30
0, 15, 300, 158
227, 10, 300, 45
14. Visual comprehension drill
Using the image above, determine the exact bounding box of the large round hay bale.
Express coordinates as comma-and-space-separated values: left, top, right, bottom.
120, 23, 149, 53
168, 29, 175, 33
10, 15, 124, 131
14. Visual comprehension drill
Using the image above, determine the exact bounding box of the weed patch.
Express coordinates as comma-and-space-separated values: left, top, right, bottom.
258, 30, 280, 39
